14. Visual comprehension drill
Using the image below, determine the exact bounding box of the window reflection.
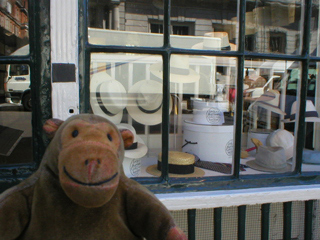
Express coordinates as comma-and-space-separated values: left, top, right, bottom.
311, 2, 320, 56
89, 53, 165, 178
87, 1, 320, 177
246, 0, 303, 54
89, 53, 237, 177
0, 63, 32, 165
0, 1, 31, 166
241, 59, 299, 174
87, 0, 310, 55
301, 63, 320, 171
153, 55, 236, 176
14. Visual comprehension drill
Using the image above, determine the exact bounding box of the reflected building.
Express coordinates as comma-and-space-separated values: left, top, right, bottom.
88, 0, 318, 55
0, 0, 28, 96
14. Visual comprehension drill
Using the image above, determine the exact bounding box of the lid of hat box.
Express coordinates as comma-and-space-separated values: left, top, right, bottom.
183, 120, 234, 163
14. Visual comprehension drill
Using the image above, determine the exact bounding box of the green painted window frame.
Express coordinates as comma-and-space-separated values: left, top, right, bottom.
79, 0, 320, 194
0, 0, 51, 192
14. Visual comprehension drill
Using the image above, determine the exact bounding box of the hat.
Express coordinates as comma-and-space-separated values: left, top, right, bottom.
90, 72, 127, 124
146, 151, 205, 177
126, 80, 172, 125
192, 32, 235, 50
246, 145, 291, 173
266, 129, 294, 160
302, 149, 320, 164
283, 100, 320, 123
248, 90, 286, 115
117, 123, 148, 159
146, 164, 205, 178
149, 55, 200, 84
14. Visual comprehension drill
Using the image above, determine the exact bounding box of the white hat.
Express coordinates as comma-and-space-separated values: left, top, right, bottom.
249, 90, 286, 115
246, 146, 291, 173
283, 100, 320, 123
192, 32, 236, 51
303, 149, 320, 165
126, 80, 172, 125
266, 129, 294, 160
149, 55, 200, 84
90, 72, 127, 124
117, 123, 148, 159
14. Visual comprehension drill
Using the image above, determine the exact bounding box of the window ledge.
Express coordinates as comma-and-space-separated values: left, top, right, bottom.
156, 184, 320, 210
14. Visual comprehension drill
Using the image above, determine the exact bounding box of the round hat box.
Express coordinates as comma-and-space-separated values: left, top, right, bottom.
123, 157, 142, 178
182, 121, 234, 163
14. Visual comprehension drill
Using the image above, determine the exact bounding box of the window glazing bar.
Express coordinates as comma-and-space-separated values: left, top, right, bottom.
261, 204, 270, 240
214, 208, 222, 240
29, 0, 51, 166
0, 56, 30, 64
304, 200, 314, 240
161, 52, 170, 182
295, 0, 312, 174
160, 0, 171, 181
233, 0, 246, 178
238, 205, 246, 240
283, 202, 292, 240
187, 209, 196, 240
79, 0, 90, 114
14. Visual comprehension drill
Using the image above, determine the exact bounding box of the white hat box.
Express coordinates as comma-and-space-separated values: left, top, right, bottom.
191, 99, 229, 125
182, 121, 234, 163
123, 157, 142, 178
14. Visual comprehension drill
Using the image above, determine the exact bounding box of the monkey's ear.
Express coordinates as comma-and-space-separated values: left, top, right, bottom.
43, 118, 64, 139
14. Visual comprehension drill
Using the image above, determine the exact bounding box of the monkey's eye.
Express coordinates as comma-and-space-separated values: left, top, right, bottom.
107, 133, 112, 141
72, 130, 79, 138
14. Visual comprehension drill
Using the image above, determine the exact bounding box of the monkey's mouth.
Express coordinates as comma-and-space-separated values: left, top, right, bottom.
63, 167, 118, 186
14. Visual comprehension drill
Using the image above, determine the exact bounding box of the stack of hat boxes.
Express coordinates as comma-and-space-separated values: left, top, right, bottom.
182, 98, 234, 164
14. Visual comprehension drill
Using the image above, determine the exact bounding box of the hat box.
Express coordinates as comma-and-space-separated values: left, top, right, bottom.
123, 157, 142, 178
192, 99, 229, 125
182, 121, 234, 163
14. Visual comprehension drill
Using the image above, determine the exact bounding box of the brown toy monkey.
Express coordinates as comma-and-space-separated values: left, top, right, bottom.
0, 114, 187, 240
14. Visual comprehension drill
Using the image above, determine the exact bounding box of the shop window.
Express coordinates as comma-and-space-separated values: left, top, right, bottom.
0, 0, 48, 191
81, 0, 320, 190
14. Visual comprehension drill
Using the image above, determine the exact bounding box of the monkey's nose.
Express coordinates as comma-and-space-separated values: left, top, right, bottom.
85, 159, 101, 180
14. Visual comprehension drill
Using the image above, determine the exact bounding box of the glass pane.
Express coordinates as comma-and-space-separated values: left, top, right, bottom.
311, 1, 319, 56
89, 53, 164, 178
88, 0, 163, 47
170, 0, 238, 50
0, 1, 29, 55
150, 54, 237, 177
245, 0, 303, 54
302, 62, 320, 171
241, 59, 299, 175
0, 63, 32, 165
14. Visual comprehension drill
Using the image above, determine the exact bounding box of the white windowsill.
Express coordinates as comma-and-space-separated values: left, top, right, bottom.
156, 184, 320, 210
